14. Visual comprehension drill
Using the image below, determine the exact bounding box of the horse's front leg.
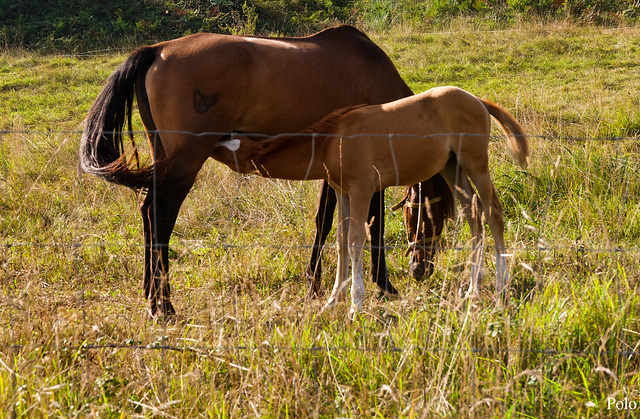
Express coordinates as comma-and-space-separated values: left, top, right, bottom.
306, 181, 336, 298
322, 192, 350, 311
347, 193, 370, 319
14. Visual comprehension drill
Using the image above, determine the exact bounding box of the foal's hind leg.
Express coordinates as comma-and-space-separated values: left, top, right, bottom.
439, 160, 485, 295
486, 187, 508, 298
456, 160, 509, 299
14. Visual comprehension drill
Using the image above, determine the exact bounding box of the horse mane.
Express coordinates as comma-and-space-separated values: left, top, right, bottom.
253, 104, 367, 160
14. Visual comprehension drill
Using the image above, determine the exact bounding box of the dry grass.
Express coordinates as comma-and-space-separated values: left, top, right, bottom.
1, 23, 640, 417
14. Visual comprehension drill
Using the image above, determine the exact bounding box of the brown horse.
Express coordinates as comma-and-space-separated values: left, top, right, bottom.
392, 178, 455, 280
79, 25, 453, 317
212, 86, 529, 317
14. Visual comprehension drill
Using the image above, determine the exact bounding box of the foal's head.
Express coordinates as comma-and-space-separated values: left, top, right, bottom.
398, 177, 455, 280
212, 134, 265, 174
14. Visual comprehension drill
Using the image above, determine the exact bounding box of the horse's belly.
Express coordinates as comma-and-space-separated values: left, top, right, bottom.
378, 140, 451, 188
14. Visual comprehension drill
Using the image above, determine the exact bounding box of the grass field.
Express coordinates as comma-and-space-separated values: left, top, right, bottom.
1, 22, 640, 417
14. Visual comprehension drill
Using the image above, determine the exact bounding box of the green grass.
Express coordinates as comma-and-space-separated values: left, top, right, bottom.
1, 23, 640, 417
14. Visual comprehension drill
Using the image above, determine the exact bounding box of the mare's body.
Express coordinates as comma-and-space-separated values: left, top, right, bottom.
213, 86, 529, 316
80, 25, 454, 317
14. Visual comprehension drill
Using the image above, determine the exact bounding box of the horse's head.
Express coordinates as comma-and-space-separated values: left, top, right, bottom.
212, 133, 264, 174
395, 179, 454, 281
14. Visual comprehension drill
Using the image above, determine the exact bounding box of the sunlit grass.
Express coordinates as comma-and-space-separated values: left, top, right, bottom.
1, 23, 640, 417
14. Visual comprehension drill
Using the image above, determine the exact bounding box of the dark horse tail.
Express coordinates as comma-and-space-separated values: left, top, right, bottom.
79, 46, 158, 190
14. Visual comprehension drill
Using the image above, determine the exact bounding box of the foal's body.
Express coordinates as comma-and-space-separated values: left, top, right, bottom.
214, 86, 529, 316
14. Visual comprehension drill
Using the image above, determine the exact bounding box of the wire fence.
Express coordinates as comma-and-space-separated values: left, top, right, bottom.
1, 129, 640, 361
2, 342, 640, 358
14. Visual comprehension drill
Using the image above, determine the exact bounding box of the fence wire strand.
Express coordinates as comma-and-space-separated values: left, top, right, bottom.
2, 128, 639, 362
1, 342, 639, 358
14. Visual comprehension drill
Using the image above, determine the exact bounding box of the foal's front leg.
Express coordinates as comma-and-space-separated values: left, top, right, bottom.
322, 193, 350, 311
346, 194, 370, 319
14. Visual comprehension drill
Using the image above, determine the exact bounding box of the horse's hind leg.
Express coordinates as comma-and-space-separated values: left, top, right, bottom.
439, 160, 485, 295
458, 161, 509, 299
141, 157, 204, 318
141, 189, 187, 318
306, 180, 336, 299
142, 190, 177, 318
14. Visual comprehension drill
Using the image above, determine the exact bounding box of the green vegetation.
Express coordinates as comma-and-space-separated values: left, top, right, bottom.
1, 15, 640, 419
1, 0, 640, 51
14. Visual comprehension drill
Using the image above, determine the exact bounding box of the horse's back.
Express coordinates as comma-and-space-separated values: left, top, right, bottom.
143, 26, 412, 139
368, 86, 491, 135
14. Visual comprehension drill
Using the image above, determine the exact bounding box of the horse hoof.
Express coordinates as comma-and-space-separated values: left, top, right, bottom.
409, 262, 426, 280
320, 302, 334, 313
305, 283, 324, 300
160, 300, 176, 316
150, 300, 176, 321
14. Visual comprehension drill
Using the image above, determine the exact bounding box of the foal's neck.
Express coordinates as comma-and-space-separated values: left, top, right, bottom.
251, 105, 359, 180
252, 133, 331, 180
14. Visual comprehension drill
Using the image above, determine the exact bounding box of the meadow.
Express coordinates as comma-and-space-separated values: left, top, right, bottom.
1, 21, 640, 417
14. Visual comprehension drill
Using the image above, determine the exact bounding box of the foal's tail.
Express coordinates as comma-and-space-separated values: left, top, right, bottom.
79, 46, 158, 189
480, 99, 530, 169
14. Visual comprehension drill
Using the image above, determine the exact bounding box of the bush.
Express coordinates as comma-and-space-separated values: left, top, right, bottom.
1, 0, 638, 52
0, 0, 359, 51
0, 0, 228, 51
508, 0, 638, 22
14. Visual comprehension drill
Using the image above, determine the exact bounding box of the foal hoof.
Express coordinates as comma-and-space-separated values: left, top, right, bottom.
347, 307, 360, 322
320, 298, 337, 313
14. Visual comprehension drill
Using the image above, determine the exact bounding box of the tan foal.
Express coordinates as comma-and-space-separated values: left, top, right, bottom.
213, 86, 530, 317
